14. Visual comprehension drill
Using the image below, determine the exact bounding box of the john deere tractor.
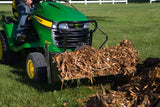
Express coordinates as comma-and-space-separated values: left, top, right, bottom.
0, 0, 106, 83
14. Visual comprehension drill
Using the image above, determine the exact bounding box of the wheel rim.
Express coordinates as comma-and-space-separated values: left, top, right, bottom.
0, 39, 3, 60
27, 59, 35, 79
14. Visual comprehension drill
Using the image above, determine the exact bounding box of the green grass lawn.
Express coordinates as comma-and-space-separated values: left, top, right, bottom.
0, 3, 160, 106
74, 3, 160, 59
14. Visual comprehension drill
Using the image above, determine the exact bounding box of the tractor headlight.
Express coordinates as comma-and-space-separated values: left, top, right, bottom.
84, 23, 89, 28
52, 22, 69, 31
59, 23, 69, 30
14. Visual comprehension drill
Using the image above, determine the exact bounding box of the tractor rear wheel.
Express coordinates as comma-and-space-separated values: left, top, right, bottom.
26, 52, 47, 82
0, 30, 11, 64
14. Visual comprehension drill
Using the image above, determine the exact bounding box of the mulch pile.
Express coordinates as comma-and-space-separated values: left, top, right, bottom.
52, 39, 139, 83
83, 58, 160, 107
52, 39, 160, 106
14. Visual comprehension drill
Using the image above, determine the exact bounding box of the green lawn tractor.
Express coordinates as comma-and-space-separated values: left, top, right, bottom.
0, 0, 107, 84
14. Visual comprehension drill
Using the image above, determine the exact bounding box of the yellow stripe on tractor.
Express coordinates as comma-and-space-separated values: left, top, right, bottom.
34, 15, 52, 28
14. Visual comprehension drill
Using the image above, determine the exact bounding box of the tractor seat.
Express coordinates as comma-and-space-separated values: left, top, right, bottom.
12, 0, 23, 19
2, 15, 16, 24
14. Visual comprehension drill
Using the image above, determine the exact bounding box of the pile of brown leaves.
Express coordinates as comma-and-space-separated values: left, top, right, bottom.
83, 58, 160, 107
119, 58, 160, 107
52, 39, 159, 106
52, 39, 139, 82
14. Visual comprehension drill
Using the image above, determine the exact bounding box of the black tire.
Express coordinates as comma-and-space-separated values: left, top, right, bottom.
0, 30, 12, 64
26, 52, 47, 82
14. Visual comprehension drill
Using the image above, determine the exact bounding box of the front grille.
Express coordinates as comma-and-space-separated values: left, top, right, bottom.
51, 20, 98, 49
52, 28, 89, 48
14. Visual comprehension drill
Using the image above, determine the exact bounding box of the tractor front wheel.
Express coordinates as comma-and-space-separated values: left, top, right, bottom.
26, 52, 47, 82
